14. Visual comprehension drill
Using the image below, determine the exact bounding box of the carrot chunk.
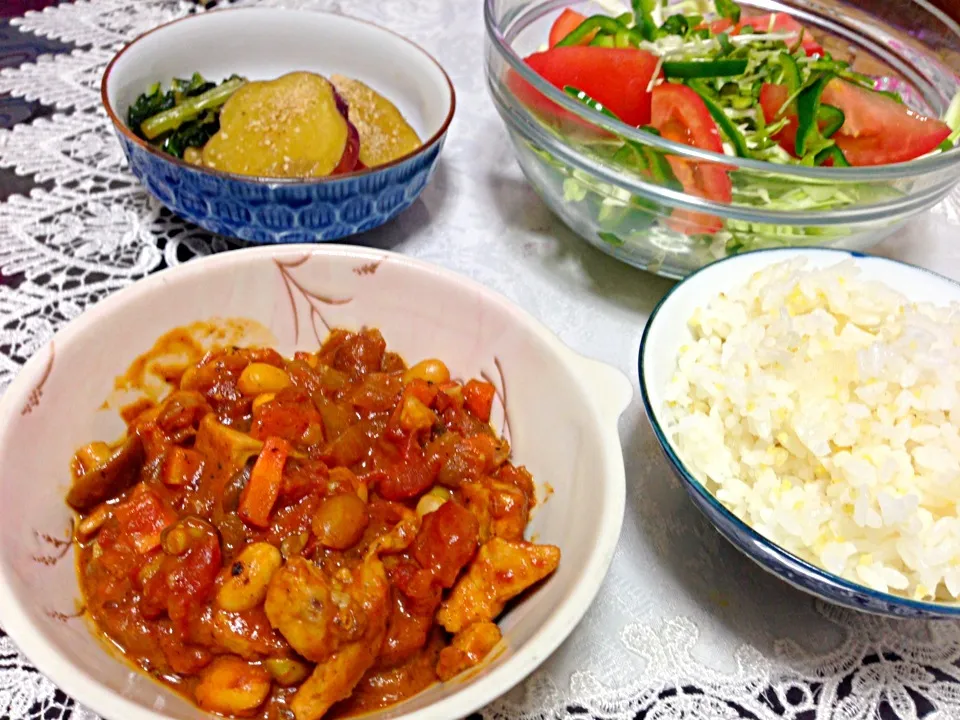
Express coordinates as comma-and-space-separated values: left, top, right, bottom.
463, 380, 496, 423
239, 436, 291, 528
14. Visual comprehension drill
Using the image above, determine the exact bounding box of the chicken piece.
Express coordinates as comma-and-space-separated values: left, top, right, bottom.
291, 640, 381, 720
195, 656, 271, 717
194, 414, 264, 509
211, 608, 285, 661
263, 557, 368, 663
460, 480, 529, 542
367, 503, 421, 556
267, 508, 417, 720
437, 538, 560, 633
377, 589, 435, 669
436, 622, 502, 681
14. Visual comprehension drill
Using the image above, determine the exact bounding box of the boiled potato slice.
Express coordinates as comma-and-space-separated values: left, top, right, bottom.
331, 74, 422, 168
202, 71, 348, 178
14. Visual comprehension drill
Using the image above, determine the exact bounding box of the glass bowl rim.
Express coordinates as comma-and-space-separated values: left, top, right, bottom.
484, 0, 960, 182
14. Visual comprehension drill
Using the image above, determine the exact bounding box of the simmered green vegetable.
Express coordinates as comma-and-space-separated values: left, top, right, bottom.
141, 78, 246, 140
127, 73, 247, 159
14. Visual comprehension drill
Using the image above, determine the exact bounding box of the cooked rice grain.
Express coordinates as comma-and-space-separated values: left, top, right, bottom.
664, 258, 960, 601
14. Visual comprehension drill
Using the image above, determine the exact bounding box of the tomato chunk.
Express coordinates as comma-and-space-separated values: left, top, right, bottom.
413, 501, 480, 587
650, 83, 732, 234
513, 47, 661, 129
760, 79, 951, 165
549, 9, 593, 47
378, 446, 439, 501
114, 486, 176, 553
463, 380, 496, 423
709, 13, 823, 56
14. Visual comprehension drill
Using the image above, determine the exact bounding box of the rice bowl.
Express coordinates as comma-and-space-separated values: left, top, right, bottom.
640, 247, 960, 617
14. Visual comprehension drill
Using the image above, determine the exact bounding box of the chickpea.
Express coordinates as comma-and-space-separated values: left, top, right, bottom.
279, 532, 309, 560
403, 358, 451, 385
251, 392, 275, 412
75, 504, 112, 541
216, 542, 283, 612
312, 494, 369, 550
416, 486, 451, 517
161, 524, 192, 556
264, 657, 311, 686
237, 363, 291, 395
194, 656, 271, 716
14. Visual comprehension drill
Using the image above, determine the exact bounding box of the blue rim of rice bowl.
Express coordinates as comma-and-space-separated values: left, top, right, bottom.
638, 246, 960, 615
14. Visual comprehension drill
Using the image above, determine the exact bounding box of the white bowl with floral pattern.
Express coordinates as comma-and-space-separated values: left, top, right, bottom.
0, 244, 632, 720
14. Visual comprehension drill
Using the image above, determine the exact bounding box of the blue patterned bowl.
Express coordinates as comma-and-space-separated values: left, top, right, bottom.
640, 247, 960, 618
101, 8, 454, 244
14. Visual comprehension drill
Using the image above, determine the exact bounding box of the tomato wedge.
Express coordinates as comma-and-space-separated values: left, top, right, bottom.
708, 13, 823, 57
758, 82, 801, 155
650, 83, 732, 234
549, 9, 594, 47
513, 47, 661, 129
760, 79, 951, 165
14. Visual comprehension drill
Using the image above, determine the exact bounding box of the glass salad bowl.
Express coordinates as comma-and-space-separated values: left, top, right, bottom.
484, 0, 960, 278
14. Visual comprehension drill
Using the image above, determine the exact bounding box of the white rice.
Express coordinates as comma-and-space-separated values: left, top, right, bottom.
663, 258, 960, 601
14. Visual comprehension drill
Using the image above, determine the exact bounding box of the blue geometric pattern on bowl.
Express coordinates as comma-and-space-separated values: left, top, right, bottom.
116, 132, 444, 243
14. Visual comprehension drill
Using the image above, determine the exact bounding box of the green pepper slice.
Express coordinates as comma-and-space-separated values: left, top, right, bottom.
563, 85, 619, 120
632, 0, 659, 40
688, 81, 750, 157
556, 15, 627, 47
589, 33, 615, 47
814, 145, 850, 167
818, 103, 844, 138
632, 129, 684, 193
662, 59, 749, 79
777, 52, 801, 94
795, 73, 833, 157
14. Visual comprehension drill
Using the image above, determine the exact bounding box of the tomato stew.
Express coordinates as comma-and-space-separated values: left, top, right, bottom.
68, 328, 560, 720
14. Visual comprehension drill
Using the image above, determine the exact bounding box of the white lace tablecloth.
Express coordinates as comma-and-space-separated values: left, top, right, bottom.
4, 1, 960, 719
